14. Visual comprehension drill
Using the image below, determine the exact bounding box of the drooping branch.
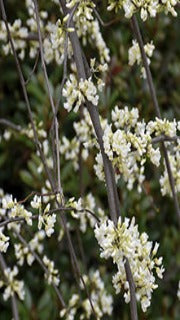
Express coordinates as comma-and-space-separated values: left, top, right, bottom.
59, 1, 138, 319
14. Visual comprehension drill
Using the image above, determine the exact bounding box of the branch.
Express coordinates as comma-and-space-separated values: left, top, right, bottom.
131, 15, 180, 227
151, 134, 180, 144
0, 119, 21, 131
0, 216, 38, 228
59, 0, 120, 224
93, 8, 120, 27
125, 259, 138, 320
33, 0, 63, 195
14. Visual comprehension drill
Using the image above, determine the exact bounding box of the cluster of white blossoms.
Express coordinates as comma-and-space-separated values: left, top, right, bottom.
2, 194, 33, 225
14, 230, 45, 266
60, 108, 107, 171
0, 230, 10, 253
0, 0, 110, 66
66, 0, 95, 20
43, 255, 60, 286
102, 106, 160, 191
100, 106, 180, 193
0, 19, 28, 60
107, 0, 178, 21
95, 217, 165, 312
128, 40, 155, 78
0, 266, 25, 301
60, 104, 179, 196
67, 193, 105, 232
63, 74, 99, 112
60, 269, 113, 319
31, 195, 56, 237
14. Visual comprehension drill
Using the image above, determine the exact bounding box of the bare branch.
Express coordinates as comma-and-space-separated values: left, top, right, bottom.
0, 119, 21, 131
151, 135, 180, 144
125, 259, 138, 320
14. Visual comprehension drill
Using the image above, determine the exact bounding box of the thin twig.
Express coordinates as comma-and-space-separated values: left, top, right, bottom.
0, 215, 38, 228
25, 49, 40, 85
0, 119, 21, 131
49, 206, 100, 222
93, 8, 120, 27
14, 231, 65, 307
33, 0, 62, 196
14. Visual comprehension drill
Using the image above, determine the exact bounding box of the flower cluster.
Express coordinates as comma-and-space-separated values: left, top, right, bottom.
2, 194, 32, 225
67, 0, 95, 21
107, 0, 178, 21
60, 269, 113, 319
102, 106, 161, 191
100, 106, 180, 193
43, 255, 60, 286
0, 19, 28, 60
14, 230, 45, 266
0, 266, 25, 301
128, 40, 155, 78
95, 217, 164, 312
0, 0, 110, 67
67, 193, 105, 232
63, 74, 99, 112
60, 108, 107, 171
31, 196, 56, 237
0, 230, 10, 253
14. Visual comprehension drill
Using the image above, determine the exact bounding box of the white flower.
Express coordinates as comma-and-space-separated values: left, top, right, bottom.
38, 204, 56, 237
2, 266, 25, 301
128, 40, 155, 79
95, 216, 164, 312
0, 230, 10, 253
2, 194, 16, 209
31, 195, 42, 209
43, 255, 60, 286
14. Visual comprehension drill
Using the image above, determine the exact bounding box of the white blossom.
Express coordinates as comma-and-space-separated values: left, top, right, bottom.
43, 255, 60, 286
0, 230, 10, 253
2, 266, 25, 301
95, 217, 164, 312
